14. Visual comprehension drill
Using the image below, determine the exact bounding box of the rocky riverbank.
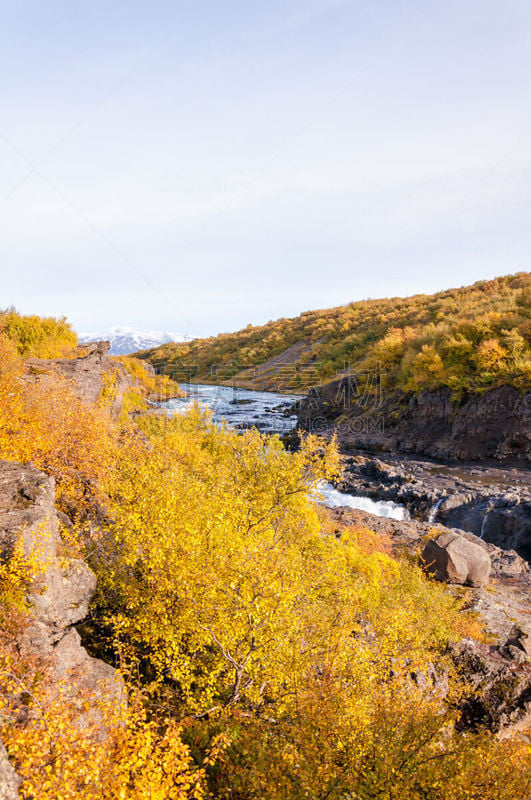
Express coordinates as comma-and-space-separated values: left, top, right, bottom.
328, 504, 531, 735
296, 379, 530, 557
335, 454, 531, 559
339, 454, 531, 558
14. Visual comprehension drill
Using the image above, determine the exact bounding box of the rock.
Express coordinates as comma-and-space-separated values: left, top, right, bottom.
410, 662, 449, 700
298, 383, 530, 463
25, 340, 132, 419
52, 629, 124, 736
57, 510, 74, 529
451, 638, 531, 736
439, 493, 470, 512
506, 625, 531, 658
0, 459, 123, 740
0, 742, 20, 800
0, 462, 59, 564
487, 546, 529, 578
421, 532, 491, 587
26, 559, 97, 634
439, 497, 531, 552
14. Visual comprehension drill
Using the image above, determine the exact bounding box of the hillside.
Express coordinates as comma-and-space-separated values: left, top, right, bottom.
137, 273, 531, 395
0, 313, 530, 798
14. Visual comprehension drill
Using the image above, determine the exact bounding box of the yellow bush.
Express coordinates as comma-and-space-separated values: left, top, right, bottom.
0, 309, 77, 358
115, 355, 184, 401
0, 655, 215, 800
82, 407, 531, 799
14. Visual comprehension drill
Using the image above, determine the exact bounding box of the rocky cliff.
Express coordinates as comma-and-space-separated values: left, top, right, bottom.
26, 340, 131, 419
0, 460, 123, 794
298, 381, 530, 463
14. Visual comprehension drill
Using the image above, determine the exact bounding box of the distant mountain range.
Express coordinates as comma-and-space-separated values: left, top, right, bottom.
79, 327, 193, 356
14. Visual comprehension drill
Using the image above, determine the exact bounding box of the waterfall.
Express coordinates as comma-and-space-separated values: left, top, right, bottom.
480, 511, 490, 540
428, 496, 445, 524
315, 482, 410, 521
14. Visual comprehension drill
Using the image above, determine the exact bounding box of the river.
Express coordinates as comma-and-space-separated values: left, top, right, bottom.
163, 384, 409, 521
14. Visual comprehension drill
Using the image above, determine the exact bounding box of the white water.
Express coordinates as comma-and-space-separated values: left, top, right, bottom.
428, 496, 445, 524
480, 512, 490, 539
316, 482, 411, 521
163, 385, 410, 521
164, 383, 299, 435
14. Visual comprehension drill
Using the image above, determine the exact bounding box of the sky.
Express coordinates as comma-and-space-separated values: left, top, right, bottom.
1, 0, 530, 339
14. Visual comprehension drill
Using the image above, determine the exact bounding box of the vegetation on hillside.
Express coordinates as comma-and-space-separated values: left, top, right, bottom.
138, 273, 531, 395
0, 316, 530, 798
0, 307, 78, 358
115, 354, 185, 415
0, 331, 116, 514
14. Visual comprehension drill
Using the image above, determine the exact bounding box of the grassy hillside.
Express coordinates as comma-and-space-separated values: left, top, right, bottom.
137, 273, 531, 396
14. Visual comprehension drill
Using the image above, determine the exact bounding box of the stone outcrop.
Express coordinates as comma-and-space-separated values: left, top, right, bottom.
298, 382, 530, 463
451, 638, 531, 736
26, 340, 132, 419
0, 460, 123, 780
421, 532, 491, 587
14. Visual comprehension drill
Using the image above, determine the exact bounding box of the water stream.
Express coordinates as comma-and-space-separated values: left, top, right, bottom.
316, 482, 410, 521
163, 383, 299, 435
480, 511, 490, 539
428, 496, 446, 524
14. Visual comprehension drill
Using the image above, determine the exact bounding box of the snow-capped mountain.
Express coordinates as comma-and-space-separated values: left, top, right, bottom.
79, 327, 193, 356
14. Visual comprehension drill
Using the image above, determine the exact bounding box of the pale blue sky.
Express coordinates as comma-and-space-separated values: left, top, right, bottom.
1, 0, 530, 337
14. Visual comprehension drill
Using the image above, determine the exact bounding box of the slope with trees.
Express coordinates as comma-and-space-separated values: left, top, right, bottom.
137, 273, 531, 397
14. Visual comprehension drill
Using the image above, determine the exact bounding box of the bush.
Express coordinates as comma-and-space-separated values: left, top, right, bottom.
0, 309, 77, 358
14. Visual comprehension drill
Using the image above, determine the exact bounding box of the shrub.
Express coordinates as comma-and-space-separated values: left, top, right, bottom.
0, 309, 77, 358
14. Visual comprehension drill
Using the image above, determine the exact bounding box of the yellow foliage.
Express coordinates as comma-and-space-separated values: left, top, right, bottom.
115, 355, 184, 401
0, 655, 214, 800
0, 309, 77, 358
137, 272, 531, 394
0, 333, 117, 513
475, 337, 509, 372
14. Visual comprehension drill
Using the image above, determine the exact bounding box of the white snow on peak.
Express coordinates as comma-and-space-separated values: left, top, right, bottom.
78, 326, 193, 356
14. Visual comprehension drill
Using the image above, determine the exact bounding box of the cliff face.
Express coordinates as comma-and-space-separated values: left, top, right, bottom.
0, 460, 123, 790
391, 386, 530, 462
26, 340, 132, 419
298, 381, 530, 463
